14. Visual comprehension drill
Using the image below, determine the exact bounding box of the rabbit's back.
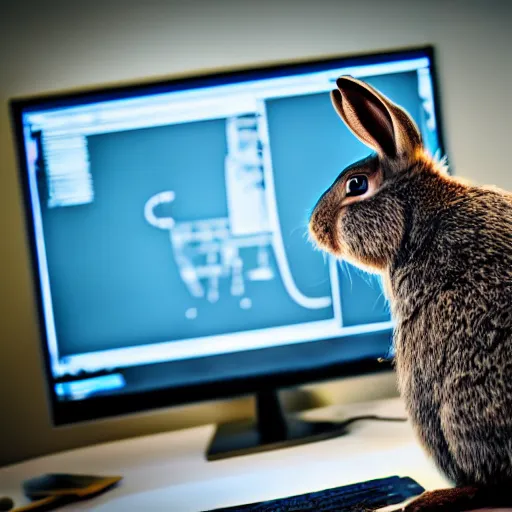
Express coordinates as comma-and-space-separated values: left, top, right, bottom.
392, 185, 512, 486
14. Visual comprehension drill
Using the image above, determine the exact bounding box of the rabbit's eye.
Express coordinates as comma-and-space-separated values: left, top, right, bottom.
345, 175, 368, 197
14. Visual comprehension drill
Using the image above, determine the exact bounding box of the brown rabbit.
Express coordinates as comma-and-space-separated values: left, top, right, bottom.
309, 76, 512, 512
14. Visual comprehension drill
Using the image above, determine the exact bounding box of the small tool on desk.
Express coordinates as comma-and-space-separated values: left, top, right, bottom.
4, 473, 122, 511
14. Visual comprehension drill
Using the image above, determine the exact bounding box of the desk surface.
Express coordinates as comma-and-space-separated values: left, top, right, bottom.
0, 397, 452, 511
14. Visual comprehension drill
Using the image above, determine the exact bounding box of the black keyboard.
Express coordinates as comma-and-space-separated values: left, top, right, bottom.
204, 475, 424, 511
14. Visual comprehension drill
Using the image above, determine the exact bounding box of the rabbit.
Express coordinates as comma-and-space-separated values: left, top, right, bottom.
308, 75, 512, 512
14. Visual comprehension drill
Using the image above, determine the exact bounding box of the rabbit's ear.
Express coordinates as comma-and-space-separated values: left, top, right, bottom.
331, 76, 422, 160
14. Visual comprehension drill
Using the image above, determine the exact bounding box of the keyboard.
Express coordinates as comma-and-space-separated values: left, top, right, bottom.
204, 475, 424, 511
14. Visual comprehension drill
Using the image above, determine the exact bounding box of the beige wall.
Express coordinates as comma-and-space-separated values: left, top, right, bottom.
0, 0, 510, 467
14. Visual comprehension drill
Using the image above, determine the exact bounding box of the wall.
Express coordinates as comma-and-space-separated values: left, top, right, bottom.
0, 0, 510, 466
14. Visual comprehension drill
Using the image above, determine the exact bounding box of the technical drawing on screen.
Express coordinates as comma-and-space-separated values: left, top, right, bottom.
21, 56, 441, 385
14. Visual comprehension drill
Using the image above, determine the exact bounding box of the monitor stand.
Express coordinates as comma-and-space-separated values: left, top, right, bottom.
206, 389, 352, 461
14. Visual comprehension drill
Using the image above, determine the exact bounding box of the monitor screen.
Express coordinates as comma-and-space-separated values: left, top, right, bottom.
12, 47, 444, 423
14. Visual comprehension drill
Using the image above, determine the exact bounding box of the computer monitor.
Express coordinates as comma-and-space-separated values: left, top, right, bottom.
11, 46, 446, 460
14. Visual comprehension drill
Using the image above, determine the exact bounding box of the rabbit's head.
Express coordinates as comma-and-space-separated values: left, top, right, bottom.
309, 76, 445, 273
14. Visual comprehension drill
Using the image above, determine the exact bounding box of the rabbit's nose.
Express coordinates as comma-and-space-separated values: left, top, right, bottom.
309, 206, 338, 253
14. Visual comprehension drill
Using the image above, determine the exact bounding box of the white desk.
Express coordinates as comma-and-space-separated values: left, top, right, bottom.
0, 398, 452, 511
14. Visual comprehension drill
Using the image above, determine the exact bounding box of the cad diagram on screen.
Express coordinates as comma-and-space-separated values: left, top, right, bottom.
143, 113, 331, 320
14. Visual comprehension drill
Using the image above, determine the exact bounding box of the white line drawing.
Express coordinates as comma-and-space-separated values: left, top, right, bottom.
256, 103, 333, 311
144, 207, 274, 309
144, 113, 332, 315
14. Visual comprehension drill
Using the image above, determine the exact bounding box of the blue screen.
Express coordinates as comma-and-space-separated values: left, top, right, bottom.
18, 52, 442, 401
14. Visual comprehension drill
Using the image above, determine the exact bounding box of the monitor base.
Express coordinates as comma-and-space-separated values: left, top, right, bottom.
207, 416, 351, 461
206, 389, 350, 461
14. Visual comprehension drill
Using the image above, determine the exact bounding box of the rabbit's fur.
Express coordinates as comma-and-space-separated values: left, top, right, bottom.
309, 76, 512, 510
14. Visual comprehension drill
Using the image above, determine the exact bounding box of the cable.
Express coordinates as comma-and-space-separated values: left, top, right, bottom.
337, 415, 408, 430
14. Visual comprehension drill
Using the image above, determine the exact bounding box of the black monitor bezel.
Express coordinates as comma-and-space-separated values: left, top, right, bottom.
10, 45, 447, 426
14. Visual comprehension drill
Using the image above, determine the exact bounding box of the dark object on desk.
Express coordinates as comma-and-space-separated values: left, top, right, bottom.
204, 475, 424, 511
11, 473, 123, 511
23, 473, 121, 499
